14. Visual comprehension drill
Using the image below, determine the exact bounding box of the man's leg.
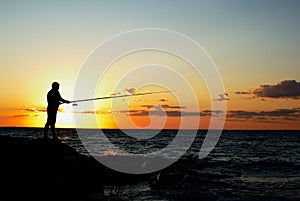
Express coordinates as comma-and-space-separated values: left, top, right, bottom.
48, 109, 58, 140
50, 124, 58, 140
44, 123, 49, 139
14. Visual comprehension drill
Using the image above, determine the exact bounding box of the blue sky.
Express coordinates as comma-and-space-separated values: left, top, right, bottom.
1, 1, 299, 83
0, 0, 299, 129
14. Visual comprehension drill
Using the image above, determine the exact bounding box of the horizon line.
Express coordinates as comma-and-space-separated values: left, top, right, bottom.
0, 126, 299, 131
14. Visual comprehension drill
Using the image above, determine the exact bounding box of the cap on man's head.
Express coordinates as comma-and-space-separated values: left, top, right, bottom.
52, 82, 60, 89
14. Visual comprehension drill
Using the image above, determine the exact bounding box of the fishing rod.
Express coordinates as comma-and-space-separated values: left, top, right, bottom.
70, 90, 173, 105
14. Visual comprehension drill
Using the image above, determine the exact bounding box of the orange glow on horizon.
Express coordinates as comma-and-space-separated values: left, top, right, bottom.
1, 110, 300, 130
0, 101, 293, 129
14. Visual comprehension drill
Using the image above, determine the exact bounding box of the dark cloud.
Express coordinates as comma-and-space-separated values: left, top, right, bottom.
201, 110, 225, 116
235, 80, 300, 99
118, 110, 143, 114
74, 107, 300, 124
234, 91, 251, 95
227, 110, 259, 119
161, 104, 187, 109
75, 105, 221, 117
227, 108, 300, 120
12, 114, 31, 118
116, 109, 224, 117
252, 80, 300, 98
36, 108, 47, 112
282, 117, 299, 121
157, 98, 168, 102
24, 108, 37, 112
127, 110, 201, 117
74, 107, 226, 117
213, 93, 229, 101
141, 104, 186, 109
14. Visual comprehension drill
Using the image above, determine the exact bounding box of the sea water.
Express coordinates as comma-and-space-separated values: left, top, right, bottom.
0, 128, 299, 200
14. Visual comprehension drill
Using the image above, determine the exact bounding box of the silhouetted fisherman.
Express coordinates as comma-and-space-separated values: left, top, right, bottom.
44, 82, 70, 140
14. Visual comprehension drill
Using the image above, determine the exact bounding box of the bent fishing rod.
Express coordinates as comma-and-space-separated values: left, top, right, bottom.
70, 90, 173, 105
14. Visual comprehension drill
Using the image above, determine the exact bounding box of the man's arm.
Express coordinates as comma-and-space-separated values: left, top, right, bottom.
58, 92, 71, 104
60, 98, 71, 104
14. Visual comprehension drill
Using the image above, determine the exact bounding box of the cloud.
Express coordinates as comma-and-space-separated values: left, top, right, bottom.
124, 88, 136, 94
73, 106, 300, 123
36, 108, 47, 112
114, 108, 225, 117
109, 88, 136, 96
234, 91, 251, 95
235, 80, 300, 99
227, 108, 300, 121
213, 93, 230, 101
24, 108, 47, 112
74, 110, 110, 115
252, 80, 300, 98
24, 108, 37, 112
141, 104, 186, 109
11, 114, 39, 118
157, 98, 168, 102
127, 110, 201, 117
201, 110, 225, 116
11, 114, 31, 118
9, 108, 47, 118
110, 92, 121, 96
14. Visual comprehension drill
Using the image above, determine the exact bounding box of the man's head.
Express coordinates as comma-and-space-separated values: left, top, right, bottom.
52, 82, 60, 90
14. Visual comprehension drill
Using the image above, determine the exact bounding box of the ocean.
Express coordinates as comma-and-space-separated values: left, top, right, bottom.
0, 127, 299, 200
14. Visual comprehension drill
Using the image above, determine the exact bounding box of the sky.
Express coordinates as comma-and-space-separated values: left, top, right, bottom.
0, 0, 299, 129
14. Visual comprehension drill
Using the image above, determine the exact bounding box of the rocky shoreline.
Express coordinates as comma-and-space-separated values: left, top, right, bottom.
0, 136, 149, 201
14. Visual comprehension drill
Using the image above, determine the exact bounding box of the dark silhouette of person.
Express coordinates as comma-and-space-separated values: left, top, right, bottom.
44, 82, 71, 140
